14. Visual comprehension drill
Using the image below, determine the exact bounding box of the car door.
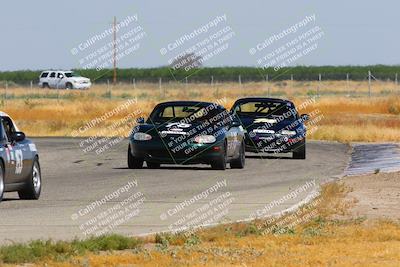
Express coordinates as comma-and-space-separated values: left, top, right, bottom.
56, 72, 65, 88
1, 117, 31, 183
1, 118, 16, 183
48, 72, 56, 88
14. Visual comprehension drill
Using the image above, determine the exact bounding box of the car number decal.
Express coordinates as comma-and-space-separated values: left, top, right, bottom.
29, 144, 37, 152
5, 147, 11, 162
15, 149, 23, 175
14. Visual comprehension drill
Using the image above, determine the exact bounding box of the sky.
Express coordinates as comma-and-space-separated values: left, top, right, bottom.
0, 0, 399, 71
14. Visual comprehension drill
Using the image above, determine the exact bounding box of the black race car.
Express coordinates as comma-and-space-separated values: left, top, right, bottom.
128, 101, 246, 170
0, 112, 42, 202
231, 98, 309, 159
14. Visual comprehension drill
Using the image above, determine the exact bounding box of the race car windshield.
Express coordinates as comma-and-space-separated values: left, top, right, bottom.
233, 101, 297, 119
150, 104, 223, 123
64, 72, 80, 78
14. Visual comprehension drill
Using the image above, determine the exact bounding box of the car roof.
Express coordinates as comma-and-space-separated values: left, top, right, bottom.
233, 97, 293, 104
41, 70, 72, 73
155, 101, 225, 109
0, 111, 20, 131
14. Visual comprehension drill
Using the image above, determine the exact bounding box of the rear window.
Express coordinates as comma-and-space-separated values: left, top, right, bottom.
40, 72, 48, 78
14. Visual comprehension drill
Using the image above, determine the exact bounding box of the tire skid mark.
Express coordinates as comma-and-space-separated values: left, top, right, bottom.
345, 143, 400, 176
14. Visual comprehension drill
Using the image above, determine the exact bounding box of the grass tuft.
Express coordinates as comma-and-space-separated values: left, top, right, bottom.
0, 234, 141, 264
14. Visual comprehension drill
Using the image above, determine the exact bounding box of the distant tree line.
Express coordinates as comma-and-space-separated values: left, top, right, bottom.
1, 65, 400, 85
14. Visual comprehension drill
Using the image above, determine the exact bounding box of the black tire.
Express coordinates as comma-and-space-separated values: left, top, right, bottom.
230, 142, 245, 169
147, 162, 160, 169
42, 83, 49, 89
128, 145, 143, 169
0, 163, 4, 202
211, 142, 227, 170
66, 82, 73, 89
293, 141, 306, 159
18, 158, 41, 200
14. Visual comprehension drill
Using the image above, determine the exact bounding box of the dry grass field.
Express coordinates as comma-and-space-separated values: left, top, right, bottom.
2, 80, 400, 142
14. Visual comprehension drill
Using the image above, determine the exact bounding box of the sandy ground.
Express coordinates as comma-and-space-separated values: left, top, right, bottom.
343, 171, 400, 220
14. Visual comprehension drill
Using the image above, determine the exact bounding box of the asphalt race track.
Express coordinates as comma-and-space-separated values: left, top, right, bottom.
0, 138, 350, 244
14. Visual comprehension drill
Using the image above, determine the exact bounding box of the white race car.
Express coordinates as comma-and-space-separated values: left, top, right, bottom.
0, 112, 42, 202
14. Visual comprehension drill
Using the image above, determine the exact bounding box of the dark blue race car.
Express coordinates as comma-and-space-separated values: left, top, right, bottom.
0, 112, 42, 202
128, 101, 246, 170
231, 98, 309, 159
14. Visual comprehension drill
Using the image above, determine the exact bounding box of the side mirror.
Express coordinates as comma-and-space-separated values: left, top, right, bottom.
300, 114, 310, 121
136, 117, 145, 124
11, 132, 25, 142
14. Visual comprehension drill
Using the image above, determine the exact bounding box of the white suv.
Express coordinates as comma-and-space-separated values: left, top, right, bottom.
39, 70, 91, 89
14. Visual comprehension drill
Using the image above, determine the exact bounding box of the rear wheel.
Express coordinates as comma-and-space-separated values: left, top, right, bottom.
128, 145, 144, 169
0, 163, 4, 202
66, 82, 73, 89
18, 158, 41, 200
293, 141, 306, 159
230, 142, 245, 169
147, 162, 160, 169
211, 142, 227, 170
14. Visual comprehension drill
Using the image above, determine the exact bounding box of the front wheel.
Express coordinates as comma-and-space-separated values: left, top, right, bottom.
128, 145, 144, 169
293, 141, 306, 159
18, 158, 41, 200
211, 142, 227, 170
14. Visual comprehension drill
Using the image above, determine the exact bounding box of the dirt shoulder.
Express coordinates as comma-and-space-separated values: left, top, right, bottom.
343, 171, 400, 220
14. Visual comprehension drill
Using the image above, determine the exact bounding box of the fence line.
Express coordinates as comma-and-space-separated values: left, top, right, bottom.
2, 71, 400, 100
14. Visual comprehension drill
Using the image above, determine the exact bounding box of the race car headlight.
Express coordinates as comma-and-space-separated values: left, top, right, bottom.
194, 135, 216, 144
281, 130, 297, 136
133, 132, 152, 141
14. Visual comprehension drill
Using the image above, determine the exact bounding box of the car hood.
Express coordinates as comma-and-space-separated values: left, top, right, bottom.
237, 115, 301, 133
133, 121, 222, 139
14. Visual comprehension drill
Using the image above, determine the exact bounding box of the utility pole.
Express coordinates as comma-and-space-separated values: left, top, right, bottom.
5, 81, 7, 107
318, 73, 321, 97
368, 70, 371, 97
113, 16, 117, 85
159, 77, 163, 97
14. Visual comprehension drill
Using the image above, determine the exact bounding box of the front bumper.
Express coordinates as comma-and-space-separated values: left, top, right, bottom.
130, 140, 224, 164
245, 135, 305, 153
